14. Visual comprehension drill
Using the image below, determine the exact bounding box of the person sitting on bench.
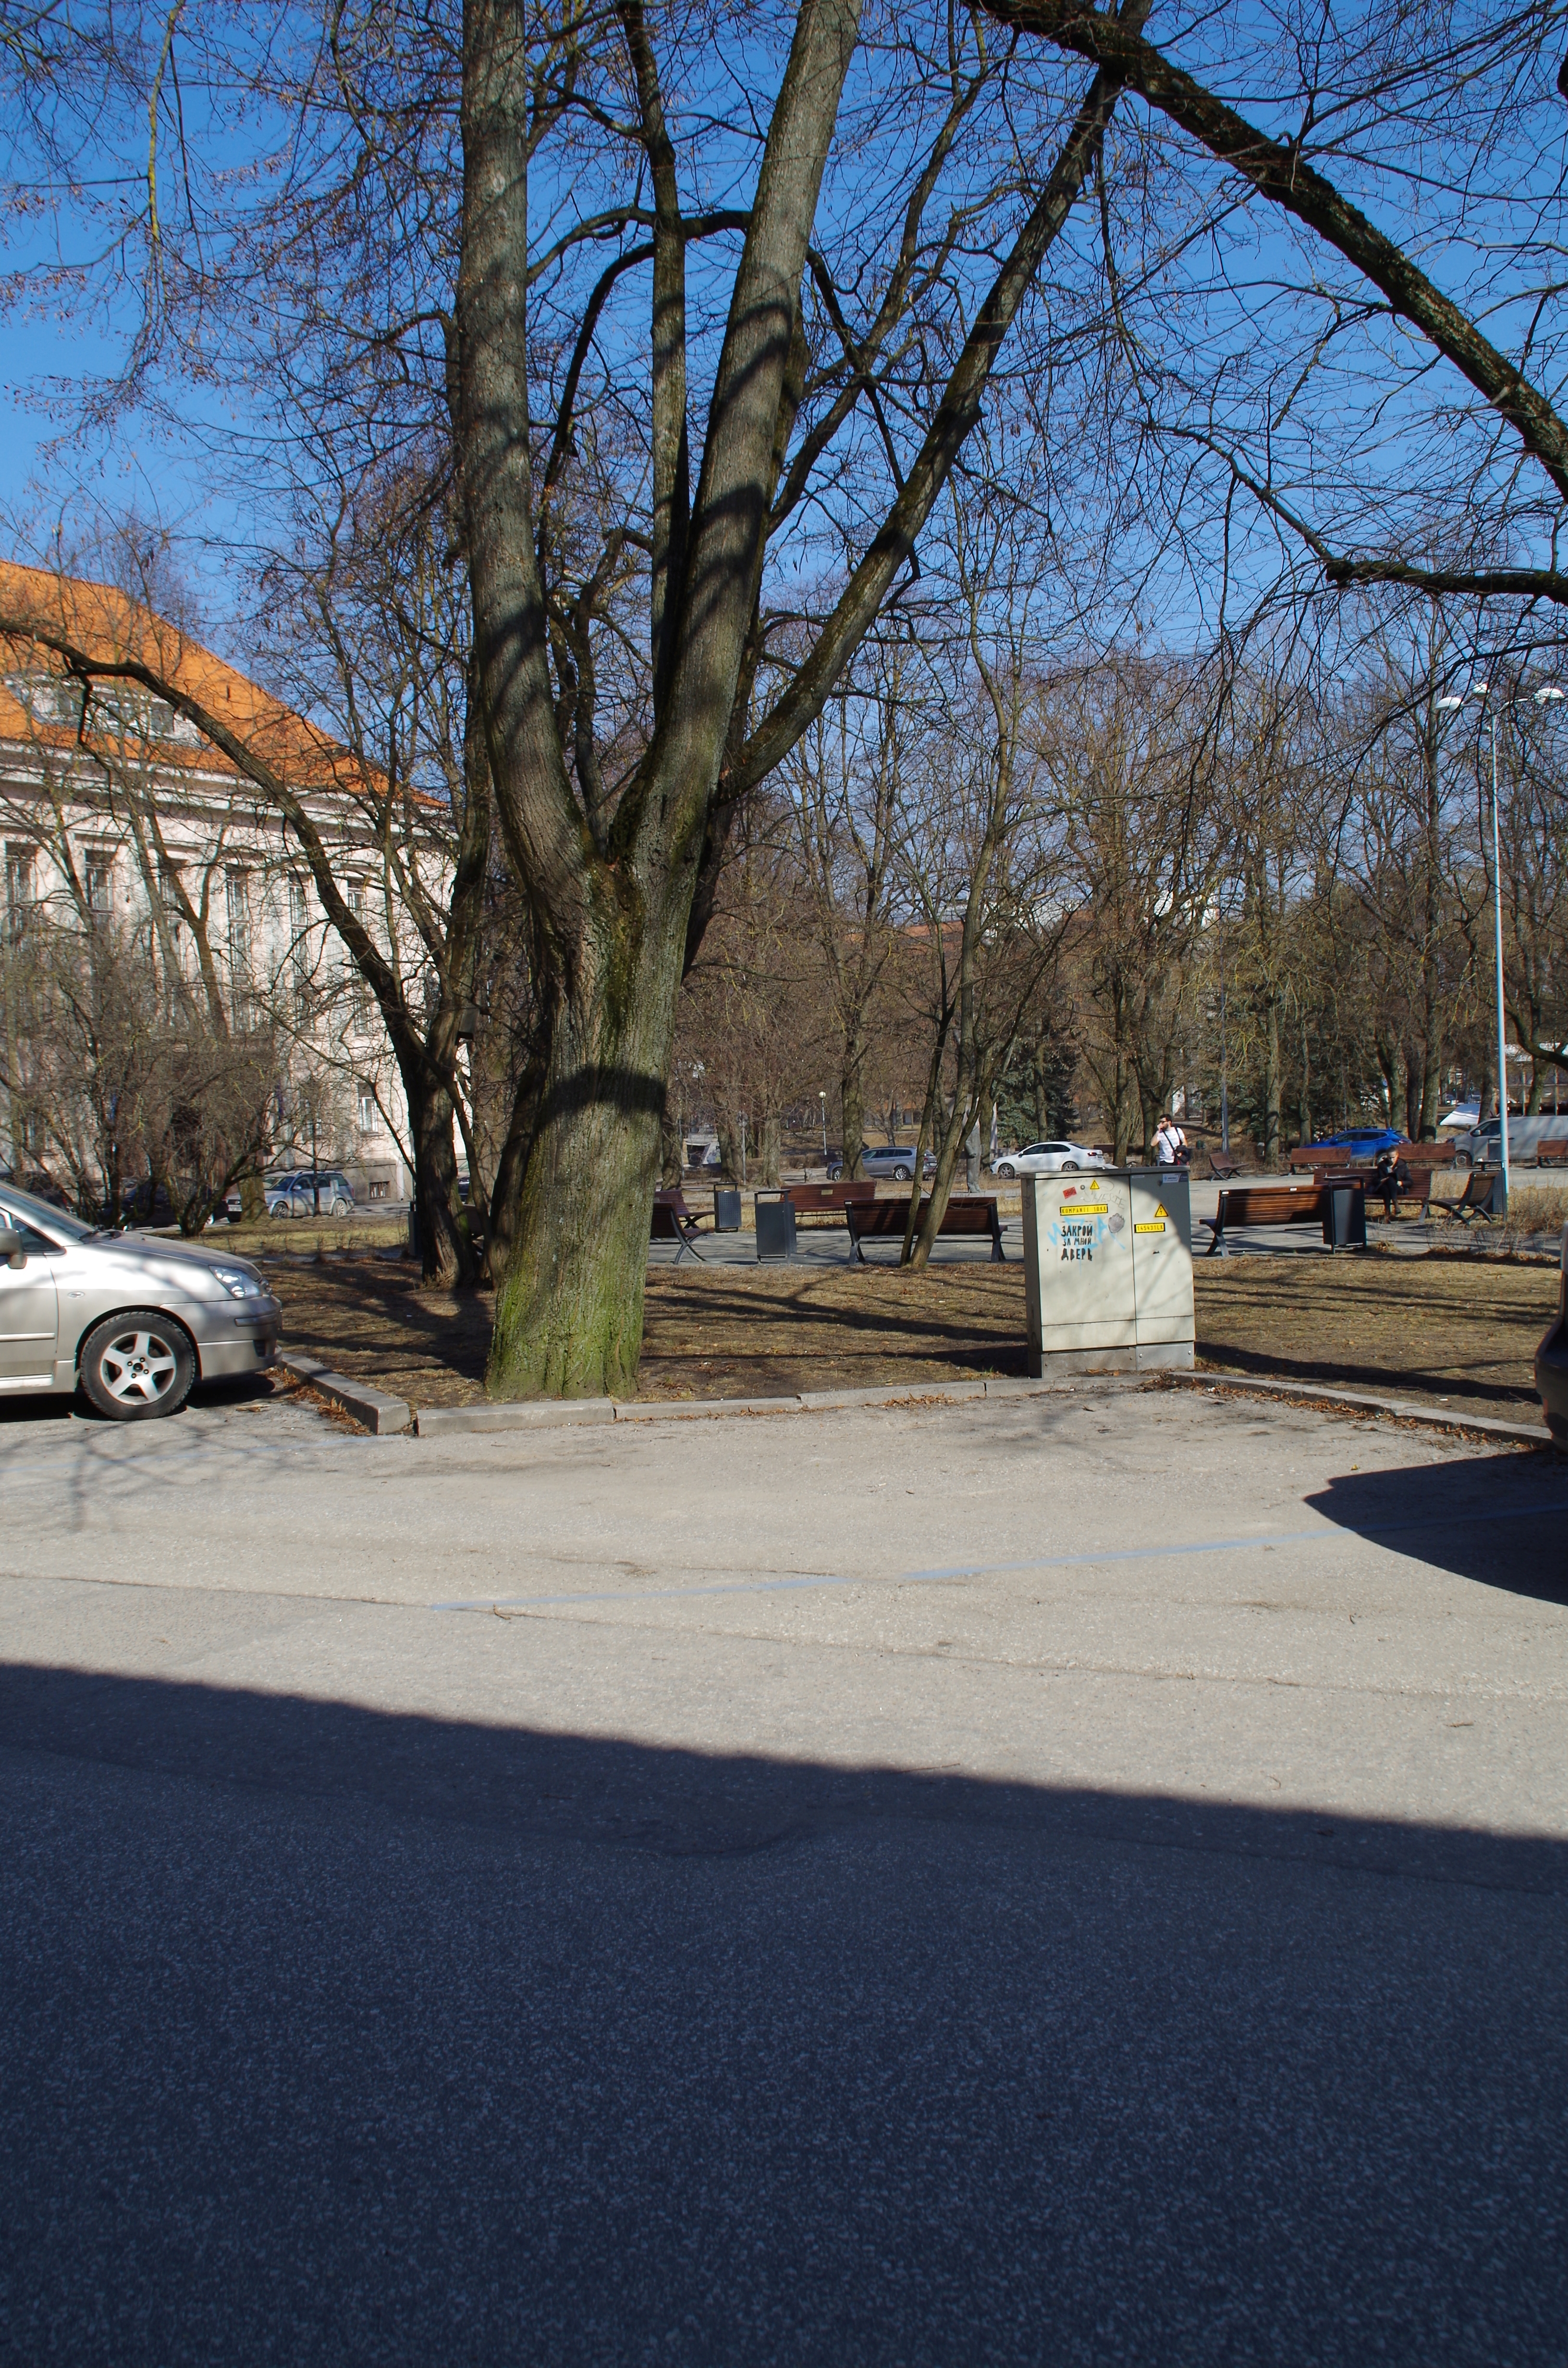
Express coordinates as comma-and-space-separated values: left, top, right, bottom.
1371, 1145, 1413, 1218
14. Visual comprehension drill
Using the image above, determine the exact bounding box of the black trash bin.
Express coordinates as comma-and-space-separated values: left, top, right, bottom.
755, 1196, 797, 1262
1323, 1183, 1366, 1250
713, 1188, 742, 1232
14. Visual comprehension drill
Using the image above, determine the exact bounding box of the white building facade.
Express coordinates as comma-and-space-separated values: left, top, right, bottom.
1, 564, 421, 1208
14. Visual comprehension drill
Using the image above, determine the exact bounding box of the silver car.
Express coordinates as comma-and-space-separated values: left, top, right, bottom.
0, 1182, 281, 1421
266, 1169, 356, 1219
992, 1140, 1109, 1178
826, 1145, 937, 1182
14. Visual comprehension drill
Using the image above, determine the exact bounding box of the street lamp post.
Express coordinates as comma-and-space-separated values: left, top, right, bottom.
1218, 931, 1230, 1156
1436, 681, 1562, 1201
818, 1090, 828, 1163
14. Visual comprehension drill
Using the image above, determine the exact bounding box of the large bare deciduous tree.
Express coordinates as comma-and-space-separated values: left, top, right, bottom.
1, 0, 1158, 1394
458, 0, 1154, 1393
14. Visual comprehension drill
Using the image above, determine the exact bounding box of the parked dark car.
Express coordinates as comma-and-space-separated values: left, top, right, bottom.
110, 1180, 179, 1229
12, 1167, 76, 1212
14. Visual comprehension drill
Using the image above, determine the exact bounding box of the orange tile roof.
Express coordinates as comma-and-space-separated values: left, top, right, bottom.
0, 559, 362, 793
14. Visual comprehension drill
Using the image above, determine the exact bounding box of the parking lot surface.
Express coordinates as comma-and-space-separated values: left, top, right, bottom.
2, 1379, 1565, 2363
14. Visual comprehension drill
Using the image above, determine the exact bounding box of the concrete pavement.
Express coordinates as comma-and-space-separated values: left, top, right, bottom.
2, 1378, 1565, 2362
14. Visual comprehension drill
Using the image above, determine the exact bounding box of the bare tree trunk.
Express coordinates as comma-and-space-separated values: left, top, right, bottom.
659, 1104, 684, 1187
760, 1112, 782, 1186
840, 1038, 867, 1178
410, 1076, 470, 1288
900, 1049, 945, 1263
1262, 995, 1282, 1169
1298, 1017, 1312, 1148
488, 918, 685, 1397
1030, 1040, 1051, 1137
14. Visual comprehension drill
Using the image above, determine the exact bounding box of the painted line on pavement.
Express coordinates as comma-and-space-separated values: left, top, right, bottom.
430, 1496, 1568, 1614
906, 1497, 1568, 1582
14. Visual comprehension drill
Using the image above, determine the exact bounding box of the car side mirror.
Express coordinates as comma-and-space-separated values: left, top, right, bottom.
0, 1227, 28, 1268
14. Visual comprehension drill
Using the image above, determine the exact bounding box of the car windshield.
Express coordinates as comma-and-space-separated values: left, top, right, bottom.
0, 1184, 96, 1242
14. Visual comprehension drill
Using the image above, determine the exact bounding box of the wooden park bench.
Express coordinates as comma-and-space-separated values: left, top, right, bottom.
1536, 1137, 1568, 1169
1432, 1169, 1505, 1225
1207, 1151, 1244, 1180
1205, 1182, 1366, 1256
781, 1180, 878, 1223
650, 1189, 711, 1263
1287, 1140, 1456, 1215
1289, 1144, 1350, 1172
845, 1193, 1006, 1263
1302, 1159, 1421, 1220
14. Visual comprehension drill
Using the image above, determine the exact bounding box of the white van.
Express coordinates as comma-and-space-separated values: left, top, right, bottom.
1458, 1114, 1568, 1166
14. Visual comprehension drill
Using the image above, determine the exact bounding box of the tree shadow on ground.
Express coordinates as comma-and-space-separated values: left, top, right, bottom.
1198, 1337, 1539, 1410
2, 1665, 1565, 2364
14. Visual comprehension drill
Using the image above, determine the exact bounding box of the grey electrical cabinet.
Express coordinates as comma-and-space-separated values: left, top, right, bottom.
1022, 1165, 1194, 1378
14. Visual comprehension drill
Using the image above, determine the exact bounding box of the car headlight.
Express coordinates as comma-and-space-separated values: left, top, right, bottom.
209, 1266, 264, 1299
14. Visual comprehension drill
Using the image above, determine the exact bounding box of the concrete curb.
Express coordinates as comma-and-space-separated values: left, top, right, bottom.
612, 1394, 801, 1422
412, 1375, 1068, 1436
314, 1358, 1552, 1453
1167, 1369, 1553, 1449
279, 1352, 412, 1436
798, 1379, 989, 1410
415, 1398, 613, 1437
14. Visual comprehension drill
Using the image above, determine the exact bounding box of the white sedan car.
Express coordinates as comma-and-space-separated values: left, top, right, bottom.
992, 1140, 1109, 1179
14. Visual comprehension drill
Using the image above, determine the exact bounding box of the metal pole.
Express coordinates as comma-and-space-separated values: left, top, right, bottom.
1491, 709, 1510, 1194
1218, 905, 1230, 1153
819, 1092, 828, 1160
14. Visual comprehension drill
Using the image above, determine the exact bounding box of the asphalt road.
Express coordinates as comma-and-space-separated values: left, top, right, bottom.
2, 1378, 1565, 2365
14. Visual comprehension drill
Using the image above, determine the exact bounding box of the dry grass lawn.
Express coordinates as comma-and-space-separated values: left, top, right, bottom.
259, 1242, 1560, 1418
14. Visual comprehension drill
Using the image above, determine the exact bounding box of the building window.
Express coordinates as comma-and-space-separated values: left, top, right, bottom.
226, 867, 252, 1028
85, 854, 114, 919
288, 877, 311, 1021
156, 864, 186, 1015
3, 673, 82, 730
357, 1082, 378, 1134
5, 844, 35, 943
347, 883, 372, 1033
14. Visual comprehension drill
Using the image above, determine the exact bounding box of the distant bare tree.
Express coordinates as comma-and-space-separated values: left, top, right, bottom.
1045, 656, 1220, 1162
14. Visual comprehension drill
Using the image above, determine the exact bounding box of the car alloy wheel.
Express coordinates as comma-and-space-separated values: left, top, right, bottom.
80, 1309, 196, 1421
893, 1164, 911, 1181
996, 1163, 1015, 1178
1062, 1160, 1079, 1171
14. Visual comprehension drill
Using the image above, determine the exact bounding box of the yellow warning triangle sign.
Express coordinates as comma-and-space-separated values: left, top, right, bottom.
1154, 1203, 1168, 1220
